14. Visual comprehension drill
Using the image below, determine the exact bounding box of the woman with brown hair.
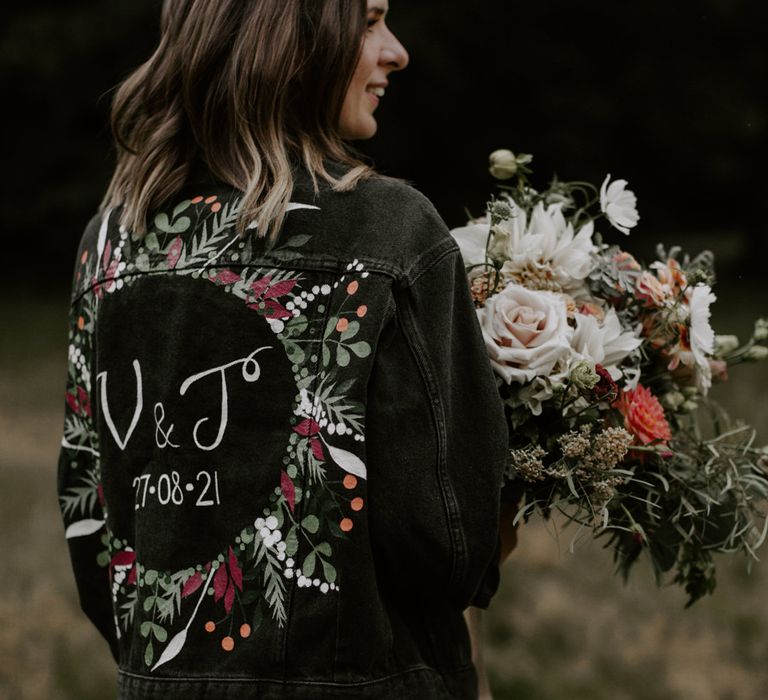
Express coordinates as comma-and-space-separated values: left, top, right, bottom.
57, 1, 518, 697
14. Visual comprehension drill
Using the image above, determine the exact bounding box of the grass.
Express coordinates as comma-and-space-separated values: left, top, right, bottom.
0, 289, 765, 699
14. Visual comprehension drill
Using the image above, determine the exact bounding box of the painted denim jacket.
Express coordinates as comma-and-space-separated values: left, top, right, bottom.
57, 162, 513, 699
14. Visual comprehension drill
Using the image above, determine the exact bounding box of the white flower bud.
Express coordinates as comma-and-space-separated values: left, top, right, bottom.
746, 345, 768, 361
714, 335, 739, 355
489, 149, 519, 180
661, 391, 685, 411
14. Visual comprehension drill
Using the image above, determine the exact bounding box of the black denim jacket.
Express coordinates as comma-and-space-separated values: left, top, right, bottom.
57, 162, 512, 699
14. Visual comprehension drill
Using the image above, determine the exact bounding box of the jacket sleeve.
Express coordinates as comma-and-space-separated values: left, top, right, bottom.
365, 236, 511, 612
57, 287, 120, 663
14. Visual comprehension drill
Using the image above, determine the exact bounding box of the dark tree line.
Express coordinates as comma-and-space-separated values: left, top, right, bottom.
2, 1, 765, 292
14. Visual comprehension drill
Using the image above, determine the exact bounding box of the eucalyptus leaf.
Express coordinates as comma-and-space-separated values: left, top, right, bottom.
336, 346, 350, 367
302, 551, 316, 577
301, 514, 319, 534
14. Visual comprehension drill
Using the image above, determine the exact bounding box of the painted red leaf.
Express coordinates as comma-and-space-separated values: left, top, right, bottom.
102, 239, 112, 271
211, 269, 242, 286
251, 275, 272, 298
281, 470, 296, 513
65, 392, 79, 414
76, 386, 91, 417
228, 546, 243, 591
263, 300, 292, 320
167, 236, 183, 269
310, 438, 325, 461
127, 566, 137, 586
213, 562, 228, 602
294, 419, 321, 437
224, 578, 235, 614
264, 279, 297, 299
111, 550, 136, 568
181, 571, 203, 598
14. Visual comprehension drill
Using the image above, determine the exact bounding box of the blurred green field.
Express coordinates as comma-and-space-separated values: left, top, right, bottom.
0, 288, 765, 700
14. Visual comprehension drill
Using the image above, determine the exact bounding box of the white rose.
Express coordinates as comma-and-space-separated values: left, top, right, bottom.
477, 283, 573, 383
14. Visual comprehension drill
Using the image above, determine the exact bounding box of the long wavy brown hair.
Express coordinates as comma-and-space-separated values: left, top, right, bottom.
102, 0, 375, 245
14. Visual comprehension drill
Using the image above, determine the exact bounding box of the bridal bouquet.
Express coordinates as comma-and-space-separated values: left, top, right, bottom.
451, 149, 768, 605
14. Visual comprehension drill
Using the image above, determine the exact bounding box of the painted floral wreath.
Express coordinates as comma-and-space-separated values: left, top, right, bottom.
60, 195, 373, 670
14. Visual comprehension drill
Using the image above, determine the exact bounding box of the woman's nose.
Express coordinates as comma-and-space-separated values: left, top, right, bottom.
382, 31, 409, 72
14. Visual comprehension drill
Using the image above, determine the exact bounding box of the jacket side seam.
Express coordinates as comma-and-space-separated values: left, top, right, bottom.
394, 282, 468, 601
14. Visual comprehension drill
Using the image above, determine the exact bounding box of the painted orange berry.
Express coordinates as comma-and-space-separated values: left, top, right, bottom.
240, 623, 251, 639
204, 195, 218, 204
351, 497, 364, 512
211, 202, 222, 213
204, 621, 216, 633
343, 475, 357, 490
191, 196, 204, 204
356, 305, 367, 318
77, 316, 85, 330
336, 317, 349, 332
221, 636, 235, 651
340, 518, 353, 532
347, 280, 359, 295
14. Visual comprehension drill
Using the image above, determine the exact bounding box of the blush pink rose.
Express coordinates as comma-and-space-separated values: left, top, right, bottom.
476, 283, 573, 383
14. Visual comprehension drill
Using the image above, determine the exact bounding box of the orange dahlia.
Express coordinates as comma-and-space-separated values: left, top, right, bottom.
614, 384, 672, 452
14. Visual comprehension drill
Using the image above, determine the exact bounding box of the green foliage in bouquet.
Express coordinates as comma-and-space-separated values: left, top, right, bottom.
452, 149, 768, 606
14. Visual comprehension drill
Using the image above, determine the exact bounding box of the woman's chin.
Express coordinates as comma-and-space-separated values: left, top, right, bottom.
340, 117, 378, 141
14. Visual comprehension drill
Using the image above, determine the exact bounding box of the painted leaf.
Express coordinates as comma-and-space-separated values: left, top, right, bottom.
340, 320, 360, 341
140, 621, 152, 638
65, 392, 79, 415
154, 212, 171, 232
102, 239, 112, 271
173, 200, 191, 218
310, 438, 324, 461
285, 526, 299, 557
251, 275, 272, 298
326, 444, 367, 479
301, 514, 319, 534
76, 386, 92, 417
302, 551, 316, 578
145, 641, 154, 667
228, 546, 243, 591
211, 269, 241, 286
144, 569, 158, 585
181, 571, 203, 598
65, 518, 105, 539
170, 216, 191, 233
224, 578, 235, 614
167, 236, 183, 269
281, 470, 296, 513
322, 560, 337, 584
316, 542, 332, 556
294, 419, 321, 437
263, 300, 292, 320
152, 623, 168, 642
145, 232, 160, 252
213, 563, 228, 602
151, 629, 187, 672
336, 346, 351, 367
111, 550, 136, 568
348, 341, 372, 359
264, 279, 297, 298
